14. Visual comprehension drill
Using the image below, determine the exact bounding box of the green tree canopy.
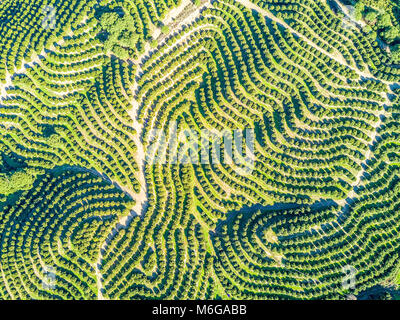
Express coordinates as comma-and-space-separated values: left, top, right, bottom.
98, 10, 139, 60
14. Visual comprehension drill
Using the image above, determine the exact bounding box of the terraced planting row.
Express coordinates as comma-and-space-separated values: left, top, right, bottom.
0, 0, 400, 299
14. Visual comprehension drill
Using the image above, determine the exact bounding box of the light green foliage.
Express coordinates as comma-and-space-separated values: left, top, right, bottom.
353, 0, 399, 50
391, 44, 400, 63
71, 218, 114, 262
363, 25, 377, 39
110, 44, 130, 59
161, 24, 170, 34
1, 0, 400, 301
377, 13, 392, 28
99, 10, 139, 59
0, 169, 36, 196
141, 248, 156, 272
0, 170, 132, 299
355, 1, 365, 20
150, 39, 158, 48
363, 24, 373, 33
99, 12, 120, 29
365, 10, 378, 22
45, 134, 64, 149
381, 26, 400, 43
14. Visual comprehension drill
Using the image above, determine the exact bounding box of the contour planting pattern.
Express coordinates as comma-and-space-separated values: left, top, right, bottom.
1, 0, 400, 300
